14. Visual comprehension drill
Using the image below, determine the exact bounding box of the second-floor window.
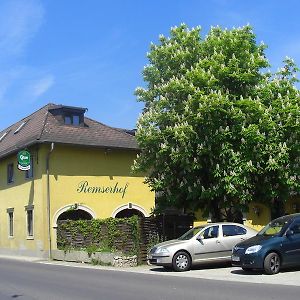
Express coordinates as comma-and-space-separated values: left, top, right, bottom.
7, 163, 14, 184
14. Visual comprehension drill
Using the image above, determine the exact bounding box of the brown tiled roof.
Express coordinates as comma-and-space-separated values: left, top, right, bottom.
0, 103, 138, 159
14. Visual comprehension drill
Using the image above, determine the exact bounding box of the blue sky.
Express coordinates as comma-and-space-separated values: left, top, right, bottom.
0, 0, 299, 131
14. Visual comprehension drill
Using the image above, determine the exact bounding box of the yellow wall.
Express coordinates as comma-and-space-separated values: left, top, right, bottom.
0, 146, 46, 256
193, 198, 300, 231
47, 145, 153, 219
193, 205, 270, 231
0, 144, 155, 257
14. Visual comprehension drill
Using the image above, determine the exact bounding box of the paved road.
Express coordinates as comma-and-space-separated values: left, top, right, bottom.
0, 258, 300, 300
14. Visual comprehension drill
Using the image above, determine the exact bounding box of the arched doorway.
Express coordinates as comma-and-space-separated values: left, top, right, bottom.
115, 208, 144, 218
52, 205, 96, 250
57, 209, 93, 221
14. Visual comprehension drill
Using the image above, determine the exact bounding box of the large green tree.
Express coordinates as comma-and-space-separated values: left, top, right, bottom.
134, 24, 300, 221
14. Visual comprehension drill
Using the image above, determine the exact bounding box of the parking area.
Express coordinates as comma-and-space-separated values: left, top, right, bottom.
144, 264, 300, 287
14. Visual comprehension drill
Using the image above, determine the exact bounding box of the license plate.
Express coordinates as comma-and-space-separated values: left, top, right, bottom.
232, 255, 240, 262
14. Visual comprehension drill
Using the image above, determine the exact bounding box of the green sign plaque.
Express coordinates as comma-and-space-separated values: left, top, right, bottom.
17, 150, 31, 171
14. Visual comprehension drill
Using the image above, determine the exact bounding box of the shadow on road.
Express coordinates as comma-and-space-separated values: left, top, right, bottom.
149, 261, 232, 273
231, 269, 263, 276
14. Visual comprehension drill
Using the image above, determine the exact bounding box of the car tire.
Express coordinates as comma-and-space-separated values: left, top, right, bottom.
172, 251, 191, 272
263, 252, 280, 275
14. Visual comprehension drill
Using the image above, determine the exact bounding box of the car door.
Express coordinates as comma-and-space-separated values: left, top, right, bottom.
221, 225, 248, 257
282, 221, 300, 266
193, 225, 227, 262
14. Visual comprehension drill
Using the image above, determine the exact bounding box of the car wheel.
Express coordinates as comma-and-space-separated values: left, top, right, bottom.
172, 251, 191, 272
264, 252, 280, 275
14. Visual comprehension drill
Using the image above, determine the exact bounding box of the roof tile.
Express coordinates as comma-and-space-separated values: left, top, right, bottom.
0, 103, 138, 159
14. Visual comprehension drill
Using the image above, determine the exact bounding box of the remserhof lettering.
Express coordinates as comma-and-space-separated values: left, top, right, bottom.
77, 181, 129, 198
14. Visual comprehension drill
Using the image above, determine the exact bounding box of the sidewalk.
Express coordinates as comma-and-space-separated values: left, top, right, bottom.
0, 254, 44, 262
1, 254, 300, 287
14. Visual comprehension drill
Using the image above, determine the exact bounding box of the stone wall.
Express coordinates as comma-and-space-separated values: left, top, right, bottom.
52, 250, 137, 267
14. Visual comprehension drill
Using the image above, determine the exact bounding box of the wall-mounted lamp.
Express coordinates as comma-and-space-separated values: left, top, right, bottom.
69, 203, 79, 211
253, 206, 261, 216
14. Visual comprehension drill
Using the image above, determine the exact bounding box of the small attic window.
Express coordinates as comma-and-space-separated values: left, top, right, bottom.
14, 120, 28, 134
64, 115, 80, 126
0, 131, 9, 142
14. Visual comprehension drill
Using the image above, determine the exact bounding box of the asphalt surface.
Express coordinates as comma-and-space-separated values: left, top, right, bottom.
0, 255, 300, 299
41, 258, 300, 287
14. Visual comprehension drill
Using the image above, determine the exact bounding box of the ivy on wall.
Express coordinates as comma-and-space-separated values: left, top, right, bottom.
57, 216, 140, 257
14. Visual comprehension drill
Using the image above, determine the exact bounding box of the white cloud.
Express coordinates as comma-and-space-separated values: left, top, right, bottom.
0, 0, 44, 58
30, 74, 55, 98
0, 67, 24, 105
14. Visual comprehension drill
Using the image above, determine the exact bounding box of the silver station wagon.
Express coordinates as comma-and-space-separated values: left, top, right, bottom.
148, 223, 257, 271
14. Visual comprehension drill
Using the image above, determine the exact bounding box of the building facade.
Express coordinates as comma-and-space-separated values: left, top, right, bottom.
0, 104, 154, 258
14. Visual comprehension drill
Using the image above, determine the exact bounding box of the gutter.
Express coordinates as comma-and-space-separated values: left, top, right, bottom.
46, 142, 55, 259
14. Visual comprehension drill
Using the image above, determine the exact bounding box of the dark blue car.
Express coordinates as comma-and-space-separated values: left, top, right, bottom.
232, 213, 300, 275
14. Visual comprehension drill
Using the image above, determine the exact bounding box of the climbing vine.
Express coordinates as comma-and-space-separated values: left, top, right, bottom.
57, 216, 141, 257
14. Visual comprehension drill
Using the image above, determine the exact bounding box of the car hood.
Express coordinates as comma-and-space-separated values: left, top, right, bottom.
154, 239, 187, 249
237, 234, 275, 248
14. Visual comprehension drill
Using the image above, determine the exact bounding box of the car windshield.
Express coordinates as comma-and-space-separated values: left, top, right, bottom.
178, 226, 204, 240
258, 218, 290, 236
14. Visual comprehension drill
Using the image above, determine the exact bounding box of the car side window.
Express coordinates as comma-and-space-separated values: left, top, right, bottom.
202, 226, 219, 239
222, 225, 247, 237
291, 223, 300, 235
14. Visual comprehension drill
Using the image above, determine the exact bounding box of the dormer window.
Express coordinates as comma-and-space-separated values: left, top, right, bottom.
64, 115, 80, 125
73, 115, 80, 125
48, 105, 86, 127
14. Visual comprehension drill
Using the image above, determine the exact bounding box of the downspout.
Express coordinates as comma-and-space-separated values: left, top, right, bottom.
46, 142, 55, 259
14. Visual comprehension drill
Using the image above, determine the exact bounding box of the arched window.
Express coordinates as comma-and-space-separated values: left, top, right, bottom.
115, 208, 144, 218
57, 209, 93, 221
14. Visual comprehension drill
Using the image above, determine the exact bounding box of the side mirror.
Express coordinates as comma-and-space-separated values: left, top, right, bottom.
286, 229, 294, 238
196, 236, 204, 244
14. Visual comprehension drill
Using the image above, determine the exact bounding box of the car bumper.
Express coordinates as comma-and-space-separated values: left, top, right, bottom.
231, 253, 264, 269
147, 254, 172, 266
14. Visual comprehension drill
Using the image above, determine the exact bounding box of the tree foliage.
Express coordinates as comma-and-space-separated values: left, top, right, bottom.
134, 24, 300, 221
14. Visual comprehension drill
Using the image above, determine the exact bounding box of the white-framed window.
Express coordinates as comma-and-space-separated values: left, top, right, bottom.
7, 208, 14, 238
25, 205, 34, 239
7, 163, 14, 184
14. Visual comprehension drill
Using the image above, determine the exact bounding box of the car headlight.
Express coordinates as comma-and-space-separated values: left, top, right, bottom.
155, 247, 170, 255
245, 245, 262, 254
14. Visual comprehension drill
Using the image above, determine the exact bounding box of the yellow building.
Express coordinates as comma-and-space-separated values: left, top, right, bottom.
0, 104, 155, 258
